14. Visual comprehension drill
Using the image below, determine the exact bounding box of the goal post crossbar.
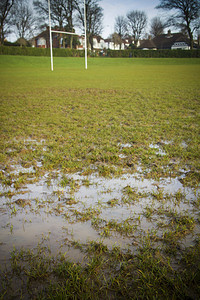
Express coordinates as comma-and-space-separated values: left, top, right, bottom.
51, 30, 80, 36
48, 0, 87, 71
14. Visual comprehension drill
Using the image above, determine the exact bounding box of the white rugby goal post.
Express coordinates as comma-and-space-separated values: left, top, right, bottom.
48, 0, 87, 71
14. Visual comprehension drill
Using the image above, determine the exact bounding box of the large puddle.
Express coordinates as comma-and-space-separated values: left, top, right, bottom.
0, 166, 199, 265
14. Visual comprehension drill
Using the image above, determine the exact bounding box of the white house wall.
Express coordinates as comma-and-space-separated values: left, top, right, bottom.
77, 36, 128, 50
37, 37, 46, 48
171, 42, 190, 50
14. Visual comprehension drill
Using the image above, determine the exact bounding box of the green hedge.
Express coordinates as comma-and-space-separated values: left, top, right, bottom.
0, 45, 199, 58
106, 49, 200, 58
0, 46, 85, 57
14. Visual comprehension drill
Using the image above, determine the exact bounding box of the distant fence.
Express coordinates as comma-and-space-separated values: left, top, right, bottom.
0, 46, 199, 58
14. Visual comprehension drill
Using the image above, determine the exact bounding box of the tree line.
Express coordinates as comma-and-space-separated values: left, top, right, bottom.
0, 0, 104, 49
0, 0, 199, 49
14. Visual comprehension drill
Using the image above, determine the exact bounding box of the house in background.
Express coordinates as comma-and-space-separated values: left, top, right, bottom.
78, 36, 131, 50
138, 38, 157, 50
34, 30, 48, 48
31, 28, 195, 51
104, 38, 130, 50
139, 30, 192, 50
32, 29, 130, 50
32, 28, 60, 48
92, 36, 105, 50
32, 27, 81, 48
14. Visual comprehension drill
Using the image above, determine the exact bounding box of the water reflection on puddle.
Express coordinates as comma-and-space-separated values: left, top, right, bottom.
0, 170, 199, 264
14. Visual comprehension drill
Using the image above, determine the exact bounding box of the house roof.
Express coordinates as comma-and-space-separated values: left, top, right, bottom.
152, 32, 190, 49
104, 38, 112, 43
138, 32, 191, 50
139, 39, 157, 49
34, 29, 49, 40
93, 35, 103, 43
104, 38, 130, 45
34, 27, 68, 40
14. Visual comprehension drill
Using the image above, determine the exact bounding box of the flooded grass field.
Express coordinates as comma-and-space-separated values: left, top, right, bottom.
0, 56, 200, 299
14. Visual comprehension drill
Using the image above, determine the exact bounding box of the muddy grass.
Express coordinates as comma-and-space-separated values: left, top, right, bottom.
0, 56, 200, 299
1, 167, 200, 299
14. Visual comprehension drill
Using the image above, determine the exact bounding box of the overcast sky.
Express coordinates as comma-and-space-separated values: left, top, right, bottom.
100, 0, 162, 38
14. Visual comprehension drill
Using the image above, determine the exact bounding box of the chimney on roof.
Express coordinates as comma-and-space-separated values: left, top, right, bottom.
167, 30, 171, 36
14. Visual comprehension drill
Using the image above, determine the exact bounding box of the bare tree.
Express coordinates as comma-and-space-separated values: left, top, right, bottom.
150, 17, 166, 37
156, 0, 200, 49
114, 15, 127, 49
114, 15, 127, 38
0, 0, 16, 45
65, 0, 75, 48
126, 10, 147, 46
34, 0, 67, 28
12, 0, 35, 41
74, 0, 103, 50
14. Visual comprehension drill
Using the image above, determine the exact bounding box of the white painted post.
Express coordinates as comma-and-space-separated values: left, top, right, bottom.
84, 0, 87, 70
48, 0, 53, 71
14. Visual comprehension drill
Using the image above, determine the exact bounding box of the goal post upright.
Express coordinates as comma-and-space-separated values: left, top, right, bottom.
48, 0, 53, 71
84, 0, 87, 70
48, 0, 87, 71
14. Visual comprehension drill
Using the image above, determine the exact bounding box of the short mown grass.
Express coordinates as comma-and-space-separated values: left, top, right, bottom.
0, 55, 200, 299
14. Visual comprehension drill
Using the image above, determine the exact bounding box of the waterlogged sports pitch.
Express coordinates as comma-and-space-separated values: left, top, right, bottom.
0, 56, 200, 299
